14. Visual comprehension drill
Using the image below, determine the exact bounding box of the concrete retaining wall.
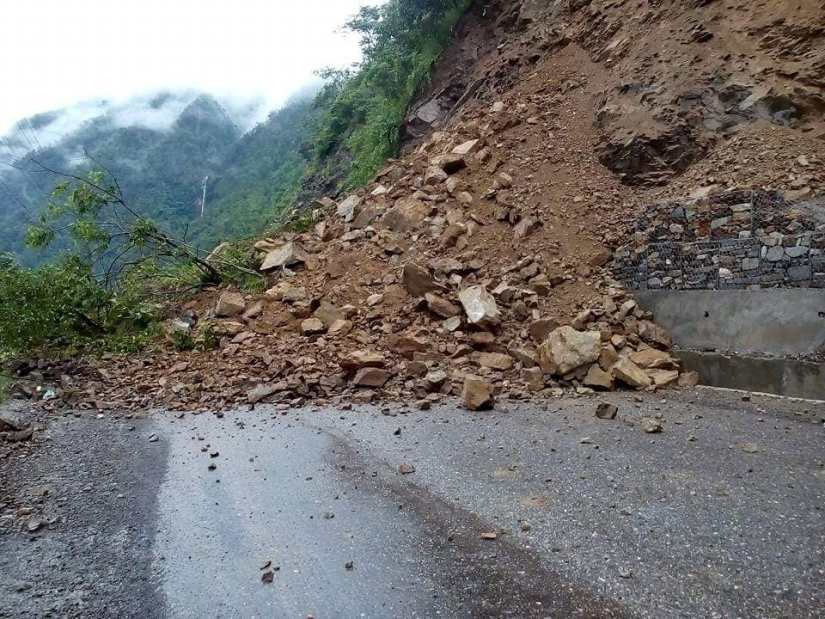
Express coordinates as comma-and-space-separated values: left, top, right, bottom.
677, 351, 825, 400
635, 289, 825, 356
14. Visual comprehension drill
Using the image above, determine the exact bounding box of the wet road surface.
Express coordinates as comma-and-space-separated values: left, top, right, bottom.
1, 388, 824, 617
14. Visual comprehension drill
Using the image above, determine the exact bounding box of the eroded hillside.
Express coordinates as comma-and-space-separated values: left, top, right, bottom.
17, 0, 825, 412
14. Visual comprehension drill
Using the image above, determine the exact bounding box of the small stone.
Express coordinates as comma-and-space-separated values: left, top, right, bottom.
300, 318, 326, 335
399, 463, 416, 474
595, 402, 618, 420
641, 418, 663, 434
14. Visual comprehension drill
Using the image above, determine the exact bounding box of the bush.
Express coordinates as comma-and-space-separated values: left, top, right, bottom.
0, 254, 162, 357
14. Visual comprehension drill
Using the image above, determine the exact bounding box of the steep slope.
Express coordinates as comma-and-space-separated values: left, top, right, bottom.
22, 0, 825, 412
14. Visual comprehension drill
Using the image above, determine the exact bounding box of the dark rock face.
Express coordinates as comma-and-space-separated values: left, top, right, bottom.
597, 125, 704, 186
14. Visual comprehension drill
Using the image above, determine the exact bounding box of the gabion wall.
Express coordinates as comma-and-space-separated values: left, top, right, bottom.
613, 190, 825, 290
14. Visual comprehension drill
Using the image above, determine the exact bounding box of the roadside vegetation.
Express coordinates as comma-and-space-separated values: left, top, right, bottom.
0, 0, 472, 361
312, 0, 471, 188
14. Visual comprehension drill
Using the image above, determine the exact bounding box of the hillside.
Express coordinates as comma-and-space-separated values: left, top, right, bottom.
24, 0, 820, 413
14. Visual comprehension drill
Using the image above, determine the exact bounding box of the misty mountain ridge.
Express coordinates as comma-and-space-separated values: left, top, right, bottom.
0, 90, 317, 263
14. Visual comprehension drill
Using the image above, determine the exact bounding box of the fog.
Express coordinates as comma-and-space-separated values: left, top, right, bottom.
0, 0, 379, 135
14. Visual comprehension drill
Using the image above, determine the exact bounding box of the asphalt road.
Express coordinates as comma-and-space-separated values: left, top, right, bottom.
1, 388, 823, 618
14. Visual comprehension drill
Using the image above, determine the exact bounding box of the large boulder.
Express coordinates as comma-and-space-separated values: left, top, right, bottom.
538, 327, 601, 375
458, 286, 501, 328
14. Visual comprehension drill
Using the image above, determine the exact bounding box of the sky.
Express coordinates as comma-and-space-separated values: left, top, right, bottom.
0, 0, 376, 133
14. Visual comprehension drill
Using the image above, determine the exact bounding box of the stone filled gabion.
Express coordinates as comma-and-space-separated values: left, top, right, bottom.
612, 190, 825, 290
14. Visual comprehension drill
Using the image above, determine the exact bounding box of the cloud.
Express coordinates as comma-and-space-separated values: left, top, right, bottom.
0, 0, 379, 135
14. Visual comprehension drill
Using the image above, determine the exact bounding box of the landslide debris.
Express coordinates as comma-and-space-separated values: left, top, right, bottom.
12, 0, 824, 413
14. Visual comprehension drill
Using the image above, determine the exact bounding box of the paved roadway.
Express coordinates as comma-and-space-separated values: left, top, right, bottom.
1, 388, 823, 617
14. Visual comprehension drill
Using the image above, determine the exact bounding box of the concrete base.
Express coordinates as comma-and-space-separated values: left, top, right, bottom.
635, 289, 825, 356
677, 350, 825, 401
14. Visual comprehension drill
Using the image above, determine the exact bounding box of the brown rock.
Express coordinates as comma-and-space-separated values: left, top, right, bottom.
423, 370, 448, 391
648, 369, 680, 388
435, 153, 467, 174
328, 319, 353, 335
589, 249, 612, 267
314, 300, 344, 328
476, 352, 514, 371
572, 309, 593, 330
523, 367, 545, 392
424, 166, 449, 184
462, 375, 494, 410
247, 383, 284, 404
509, 347, 538, 368
638, 321, 672, 350
402, 263, 438, 297
353, 367, 392, 388
630, 348, 679, 370
612, 358, 652, 389
425, 292, 461, 318
469, 332, 496, 347
266, 281, 306, 303
300, 318, 326, 335
538, 327, 601, 375
598, 344, 620, 371
584, 364, 614, 390
215, 292, 245, 318
514, 217, 540, 239
391, 335, 429, 359
341, 350, 385, 371
452, 139, 479, 155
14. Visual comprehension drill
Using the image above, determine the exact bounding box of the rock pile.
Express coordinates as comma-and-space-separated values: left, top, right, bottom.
24, 0, 825, 414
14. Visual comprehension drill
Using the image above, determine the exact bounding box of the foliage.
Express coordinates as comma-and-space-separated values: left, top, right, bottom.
312, 0, 471, 188
0, 253, 158, 356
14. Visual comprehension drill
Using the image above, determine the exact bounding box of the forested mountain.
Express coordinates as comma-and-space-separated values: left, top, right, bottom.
0, 92, 316, 263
